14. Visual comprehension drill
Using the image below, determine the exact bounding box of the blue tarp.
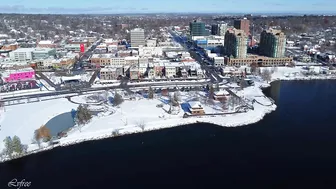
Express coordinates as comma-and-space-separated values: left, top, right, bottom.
143, 94, 149, 98
108, 97, 114, 104
181, 103, 191, 113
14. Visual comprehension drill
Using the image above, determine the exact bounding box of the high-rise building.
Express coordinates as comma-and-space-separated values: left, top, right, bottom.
211, 23, 228, 36
211, 24, 219, 35
259, 29, 286, 58
224, 29, 248, 58
190, 20, 207, 36
130, 28, 145, 48
233, 18, 250, 36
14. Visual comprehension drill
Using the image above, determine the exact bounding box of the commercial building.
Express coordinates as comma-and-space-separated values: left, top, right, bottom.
234, 18, 250, 35
211, 23, 228, 36
9, 48, 35, 61
130, 28, 145, 48
37, 40, 57, 48
0, 44, 19, 51
32, 48, 56, 59
146, 39, 157, 47
213, 57, 225, 67
259, 29, 286, 58
189, 20, 207, 37
225, 54, 293, 67
99, 66, 123, 80
223, 29, 248, 58
1, 67, 35, 83
64, 44, 86, 52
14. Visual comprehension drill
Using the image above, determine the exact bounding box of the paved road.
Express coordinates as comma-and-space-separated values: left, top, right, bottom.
168, 30, 224, 83
1, 80, 210, 101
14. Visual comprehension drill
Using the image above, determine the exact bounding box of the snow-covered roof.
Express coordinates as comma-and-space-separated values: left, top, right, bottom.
124, 56, 139, 60
38, 40, 54, 44
188, 101, 203, 109
214, 90, 229, 96
61, 75, 81, 81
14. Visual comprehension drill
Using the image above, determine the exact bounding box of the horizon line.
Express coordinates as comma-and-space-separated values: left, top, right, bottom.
0, 11, 335, 16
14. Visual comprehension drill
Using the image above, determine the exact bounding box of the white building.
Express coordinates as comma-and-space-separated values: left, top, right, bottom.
213, 57, 225, 66
146, 39, 157, 47
110, 57, 126, 66
164, 62, 179, 78
130, 28, 145, 48
138, 47, 163, 57
108, 45, 118, 52
9, 48, 35, 61
124, 56, 139, 66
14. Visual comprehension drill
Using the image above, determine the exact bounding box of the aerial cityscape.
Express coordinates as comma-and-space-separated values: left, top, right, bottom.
0, 1, 336, 187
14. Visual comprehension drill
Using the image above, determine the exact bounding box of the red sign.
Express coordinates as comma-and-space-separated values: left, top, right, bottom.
80, 44, 85, 53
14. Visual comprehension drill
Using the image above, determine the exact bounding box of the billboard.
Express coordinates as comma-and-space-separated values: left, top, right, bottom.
80, 44, 85, 53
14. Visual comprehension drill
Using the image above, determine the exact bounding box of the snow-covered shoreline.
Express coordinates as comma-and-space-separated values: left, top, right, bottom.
0, 103, 276, 163
2, 66, 335, 163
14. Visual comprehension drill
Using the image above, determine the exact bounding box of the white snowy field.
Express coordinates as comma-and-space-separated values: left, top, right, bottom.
59, 94, 275, 146
0, 98, 78, 152
0, 86, 276, 161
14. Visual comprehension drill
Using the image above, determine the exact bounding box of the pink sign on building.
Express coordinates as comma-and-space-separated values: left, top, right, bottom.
4, 69, 35, 83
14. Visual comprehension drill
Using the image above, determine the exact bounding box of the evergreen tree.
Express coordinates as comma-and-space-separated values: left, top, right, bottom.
216, 83, 220, 92
12, 136, 23, 155
3, 136, 13, 157
113, 91, 124, 106
75, 105, 93, 132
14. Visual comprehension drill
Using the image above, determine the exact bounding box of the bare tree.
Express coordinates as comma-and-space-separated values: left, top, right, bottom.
271, 66, 278, 74
112, 129, 120, 136
148, 87, 154, 99
137, 121, 146, 131
261, 69, 272, 83
208, 85, 215, 100
250, 62, 258, 75
220, 97, 227, 110
173, 91, 181, 103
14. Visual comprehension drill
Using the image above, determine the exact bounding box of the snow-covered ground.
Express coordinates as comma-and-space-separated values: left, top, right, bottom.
0, 98, 78, 152
9, 65, 336, 162
38, 79, 56, 91
261, 66, 336, 81
0, 88, 54, 99
0, 84, 277, 162
44, 72, 94, 85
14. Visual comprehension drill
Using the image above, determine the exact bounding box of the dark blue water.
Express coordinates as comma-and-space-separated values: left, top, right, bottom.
45, 112, 75, 136
1, 80, 336, 189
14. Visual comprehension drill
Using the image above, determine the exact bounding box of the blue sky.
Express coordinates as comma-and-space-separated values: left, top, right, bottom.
0, 0, 335, 14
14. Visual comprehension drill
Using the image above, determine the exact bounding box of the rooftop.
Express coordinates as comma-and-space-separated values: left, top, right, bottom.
188, 101, 203, 109
38, 40, 54, 45
12, 48, 35, 53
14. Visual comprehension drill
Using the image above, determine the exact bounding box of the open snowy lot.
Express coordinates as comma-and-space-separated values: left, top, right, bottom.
0, 98, 78, 152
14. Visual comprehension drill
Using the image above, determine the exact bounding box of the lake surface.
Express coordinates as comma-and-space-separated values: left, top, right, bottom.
1, 80, 336, 189
45, 112, 75, 136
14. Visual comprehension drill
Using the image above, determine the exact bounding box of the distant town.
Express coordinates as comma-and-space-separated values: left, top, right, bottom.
0, 13, 336, 162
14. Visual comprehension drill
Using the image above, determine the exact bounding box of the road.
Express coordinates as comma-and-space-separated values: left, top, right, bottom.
168, 30, 224, 83
1, 80, 210, 102
72, 38, 103, 70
